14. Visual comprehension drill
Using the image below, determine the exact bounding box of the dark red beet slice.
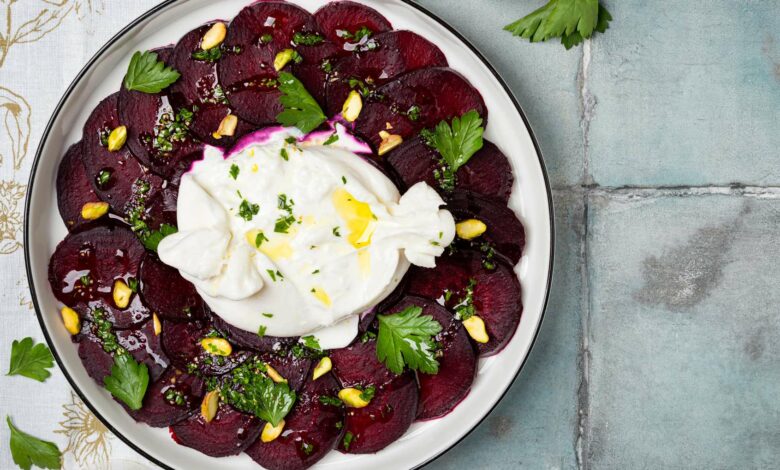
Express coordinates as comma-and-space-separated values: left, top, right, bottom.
339, 373, 418, 454
139, 187, 178, 232
218, 2, 315, 125
57, 142, 101, 230
168, 22, 254, 147
387, 137, 514, 204
139, 253, 204, 322
48, 223, 150, 328
386, 296, 476, 420
117, 319, 170, 381
313, 1, 392, 47
171, 403, 261, 457
246, 373, 344, 470
77, 318, 166, 383
325, 30, 447, 116
259, 351, 313, 393
210, 313, 296, 353
354, 68, 487, 149
81, 93, 163, 216
447, 190, 525, 265
118, 47, 203, 178
161, 320, 250, 376
77, 329, 117, 383
330, 338, 398, 389
291, 40, 341, 108
406, 250, 522, 356
129, 367, 205, 427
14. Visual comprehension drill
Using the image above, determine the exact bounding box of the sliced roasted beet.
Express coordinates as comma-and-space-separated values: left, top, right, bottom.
139, 253, 204, 322
339, 373, 418, 454
210, 313, 297, 353
291, 40, 341, 108
48, 223, 150, 328
118, 47, 203, 178
354, 68, 487, 149
168, 22, 255, 147
387, 137, 514, 204
259, 351, 313, 393
161, 320, 250, 376
129, 367, 205, 427
170, 403, 262, 457
330, 338, 398, 389
139, 188, 178, 232
447, 190, 525, 265
57, 142, 100, 230
77, 329, 117, 383
325, 30, 448, 116
406, 250, 522, 356
314, 1, 392, 47
387, 296, 476, 420
77, 318, 166, 383
219, 1, 316, 125
81, 93, 163, 216
117, 319, 170, 381
246, 373, 344, 470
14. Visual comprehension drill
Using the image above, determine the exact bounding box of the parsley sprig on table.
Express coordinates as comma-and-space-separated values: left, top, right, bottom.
504, 0, 612, 49
422, 110, 485, 192
7, 417, 61, 470
276, 72, 327, 133
7, 337, 54, 382
376, 306, 442, 374
124, 50, 181, 93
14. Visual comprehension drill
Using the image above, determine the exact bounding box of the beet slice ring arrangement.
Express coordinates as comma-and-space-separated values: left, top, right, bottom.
47, 1, 528, 467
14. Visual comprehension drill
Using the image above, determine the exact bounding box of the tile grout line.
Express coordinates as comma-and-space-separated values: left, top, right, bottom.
554, 184, 780, 199
575, 39, 594, 470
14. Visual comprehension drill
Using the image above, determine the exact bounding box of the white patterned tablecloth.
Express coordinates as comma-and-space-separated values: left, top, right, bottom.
0, 1, 163, 468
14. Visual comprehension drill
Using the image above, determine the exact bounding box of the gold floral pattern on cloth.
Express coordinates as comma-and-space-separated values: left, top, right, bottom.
0, 0, 103, 68
0, 179, 25, 254
0, 86, 30, 170
56, 391, 112, 469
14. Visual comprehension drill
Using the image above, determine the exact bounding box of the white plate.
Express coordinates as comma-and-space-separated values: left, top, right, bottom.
24, 1, 554, 468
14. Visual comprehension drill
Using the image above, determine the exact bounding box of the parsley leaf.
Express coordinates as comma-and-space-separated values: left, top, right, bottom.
7, 338, 54, 382
219, 359, 296, 426
142, 223, 178, 251
238, 199, 260, 221
229, 164, 240, 180
192, 47, 222, 62
276, 72, 327, 133
123, 50, 181, 93
301, 335, 321, 351
429, 110, 484, 185
376, 306, 442, 374
7, 417, 61, 470
103, 353, 149, 411
504, 0, 612, 50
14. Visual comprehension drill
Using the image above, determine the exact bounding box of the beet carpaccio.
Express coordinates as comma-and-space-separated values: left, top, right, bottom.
48, 1, 525, 467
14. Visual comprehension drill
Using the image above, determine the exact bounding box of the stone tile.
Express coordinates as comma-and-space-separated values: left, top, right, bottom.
586, 193, 780, 468
587, 0, 780, 186
427, 190, 583, 470
417, 0, 585, 188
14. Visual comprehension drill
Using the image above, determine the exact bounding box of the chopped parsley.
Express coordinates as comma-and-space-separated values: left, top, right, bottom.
347, 77, 370, 97
480, 242, 497, 270
341, 176, 347, 184
293, 31, 325, 46
238, 199, 260, 221
332, 226, 341, 237
96, 169, 111, 186
262, 313, 274, 318
266, 270, 283, 282
215, 357, 296, 426
257, 325, 267, 338
254, 232, 269, 248
338, 25, 373, 42
192, 47, 222, 62
274, 194, 296, 233
452, 278, 477, 320
127, 278, 139, 292
260, 33, 273, 44
300, 335, 321, 351
301, 441, 314, 456
280, 148, 289, 161
359, 385, 375, 402
342, 432, 354, 451
405, 105, 421, 121
319, 395, 342, 406
229, 164, 240, 180
324, 132, 339, 146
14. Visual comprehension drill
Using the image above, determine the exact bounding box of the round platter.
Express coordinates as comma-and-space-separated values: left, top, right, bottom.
24, 1, 554, 468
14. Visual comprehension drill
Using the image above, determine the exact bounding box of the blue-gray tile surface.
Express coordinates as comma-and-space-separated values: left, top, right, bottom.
418, 0, 780, 469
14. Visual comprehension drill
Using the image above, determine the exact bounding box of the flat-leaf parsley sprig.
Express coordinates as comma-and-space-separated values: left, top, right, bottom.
124, 50, 181, 93
421, 110, 485, 193
504, 0, 612, 50
276, 72, 327, 134
376, 306, 442, 375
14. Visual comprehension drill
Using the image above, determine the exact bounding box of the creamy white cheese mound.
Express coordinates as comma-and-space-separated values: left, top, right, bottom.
158, 128, 455, 349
